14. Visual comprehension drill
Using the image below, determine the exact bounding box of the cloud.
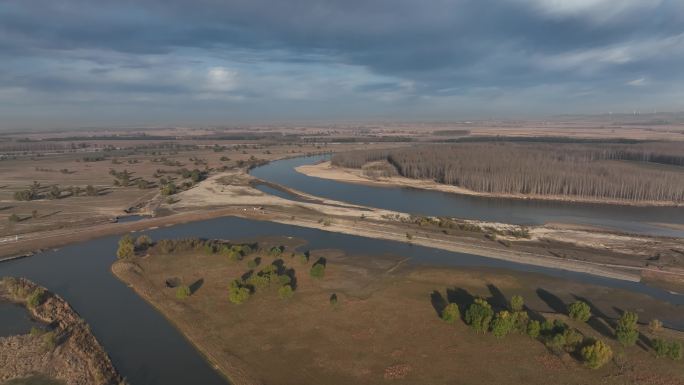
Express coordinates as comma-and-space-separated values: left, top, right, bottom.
0, 0, 682, 128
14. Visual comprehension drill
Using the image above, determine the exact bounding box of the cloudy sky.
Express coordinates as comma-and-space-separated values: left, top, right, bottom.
1, 0, 683, 129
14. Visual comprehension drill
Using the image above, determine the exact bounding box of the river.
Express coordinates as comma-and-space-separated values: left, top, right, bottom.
251, 155, 684, 238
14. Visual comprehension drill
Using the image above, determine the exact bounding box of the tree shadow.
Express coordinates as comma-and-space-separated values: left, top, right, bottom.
40, 210, 62, 219
189, 278, 204, 294
285, 268, 298, 290
446, 287, 475, 309
430, 290, 447, 317
241, 270, 254, 281
313, 257, 327, 267
572, 295, 614, 338
486, 284, 508, 310
536, 288, 566, 314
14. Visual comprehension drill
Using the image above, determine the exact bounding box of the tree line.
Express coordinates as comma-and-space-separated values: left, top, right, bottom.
331, 142, 684, 202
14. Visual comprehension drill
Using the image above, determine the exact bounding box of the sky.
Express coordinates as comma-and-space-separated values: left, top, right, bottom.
1, 0, 683, 129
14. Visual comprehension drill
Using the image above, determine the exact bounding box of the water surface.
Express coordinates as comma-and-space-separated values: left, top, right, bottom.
251, 155, 684, 237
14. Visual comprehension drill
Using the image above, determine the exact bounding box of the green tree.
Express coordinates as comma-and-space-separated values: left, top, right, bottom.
176, 285, 191, 299
581, 340, 613, 369
491, 310, 514, 338
465, 298, 494, 333
117, 234, 135, 259
615, 311, 639, 347
310, 263, 326, 278
567, 301, 591, 322
441, 303, 460, 324
278, 285, 294, 299
510, 295, 524, 312
228, 285, 250, 304
527, 320, 541, 338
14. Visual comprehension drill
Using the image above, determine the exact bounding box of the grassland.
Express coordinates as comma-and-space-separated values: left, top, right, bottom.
112, 235, 684, 385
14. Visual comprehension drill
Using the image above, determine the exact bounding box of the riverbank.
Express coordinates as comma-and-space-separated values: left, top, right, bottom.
111, 236, 684, 385
3, 167, 684, 290
0, 277, 122, 385
296, 161, 684, 207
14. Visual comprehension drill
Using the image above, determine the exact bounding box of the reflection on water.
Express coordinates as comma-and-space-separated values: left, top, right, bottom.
251, 155, 684, 237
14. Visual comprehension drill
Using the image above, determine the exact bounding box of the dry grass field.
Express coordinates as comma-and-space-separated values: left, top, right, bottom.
113, 235, 684, 385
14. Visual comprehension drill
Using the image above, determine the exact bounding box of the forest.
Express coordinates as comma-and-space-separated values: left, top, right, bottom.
330, 142, 684, 203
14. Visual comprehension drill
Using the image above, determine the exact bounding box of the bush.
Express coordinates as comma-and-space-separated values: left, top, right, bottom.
176, 285, 191, 299
527, 320, 541, 338
330, 293, 338, 306
512, 310, 529, 333
648, 319, 663, 334
310, 263, 326, 279
116, 234, 135, 259
615, 311, 639, 347
135, 235, 152, 250
247, 259, 258, 269
653, 338, 669, 358
161, 182, 177, 196
581, 340, 613, 369
568, 301, 591, 322
510, 295, 524, 312
465, 298, 494, 333
491, 310, 514, 338
298, 253, 309, 265
441, 303, 460, 324
668, 341, 682, 360
278, 275, 292, 286
562, 328, 584, 352
42, 331, 57, 351
8, 213, 20, 223
27, 288, 46, 308
278, 285, 294, 299
228, 285, 250, 304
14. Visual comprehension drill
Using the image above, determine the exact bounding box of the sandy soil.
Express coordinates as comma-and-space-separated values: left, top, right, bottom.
297, 161, 684, 207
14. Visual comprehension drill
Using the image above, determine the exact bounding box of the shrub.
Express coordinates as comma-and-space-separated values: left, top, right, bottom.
176, 285, 191, 299
310, 263, 326, 279
615, 311, 639, 347
547, 333, 567, 353
116, 234, 135, 259
27, 288, 46, 308
567, 301, 591, 322
441, 303, 460, 324
135, 235, 152, 250
527, 320, 541, 338
668, 341, 682, 360
491, 310, 514, 338
648, 319, 663, 334
278, 285, 294, 299
330, 293, 338, 306
562, 328, 584, 352
247, 259, 258, 269
465, 298, 493, 333
298, 253, 309, 265
161, 182, 177, 196
510, 295, 524, 312
42, 331, 57, 351
581, 340, 613, 369
228, 285, 250, 304
278, 275, 292, 286
653, 338, 669, 358
8, 213, 20, 223
512, 310, 529, 333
